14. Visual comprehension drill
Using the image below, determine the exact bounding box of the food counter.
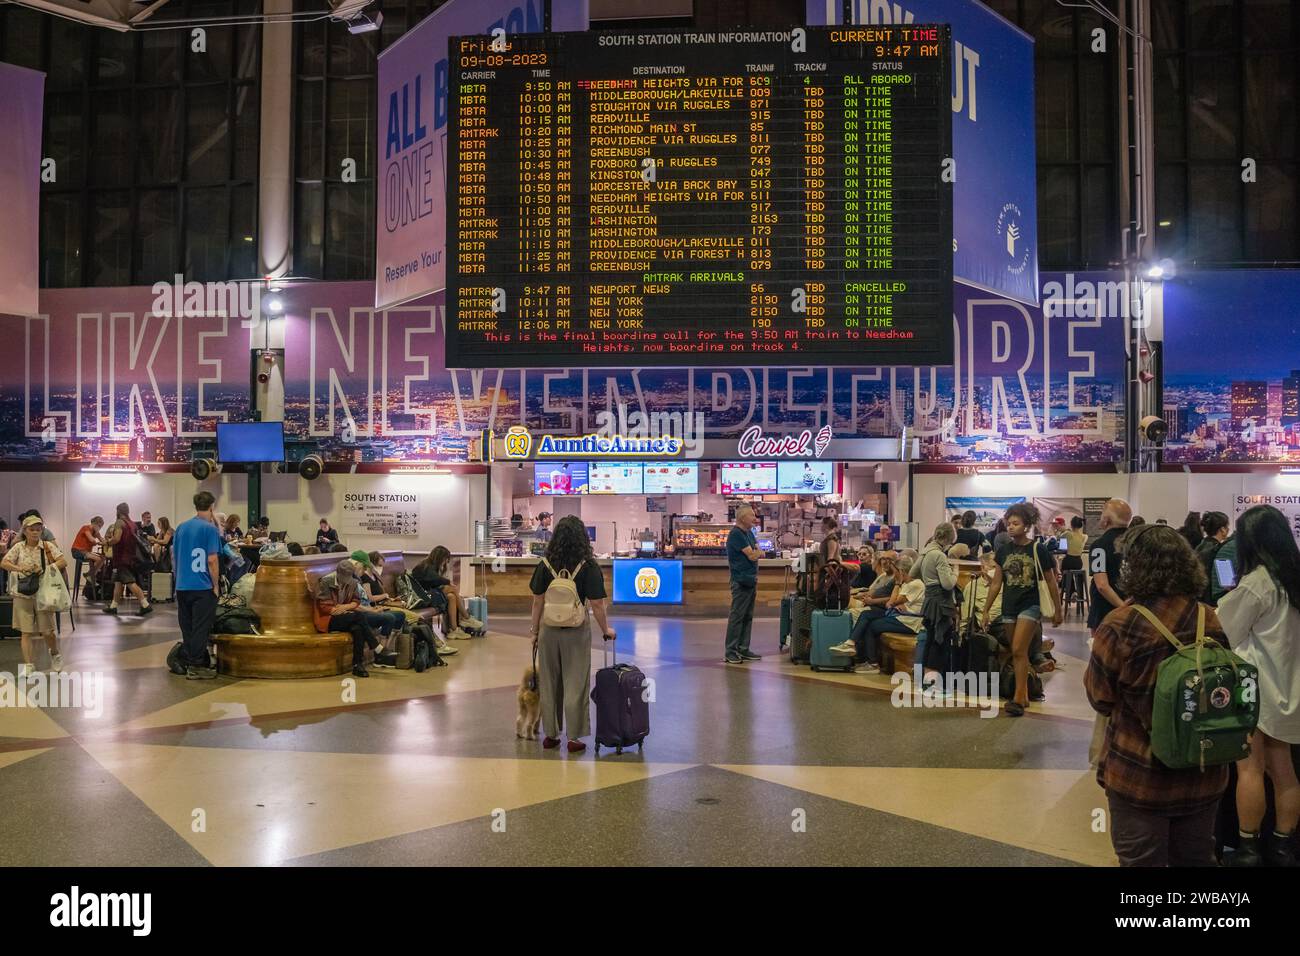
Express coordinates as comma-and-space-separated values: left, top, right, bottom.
469, 555, 794, 617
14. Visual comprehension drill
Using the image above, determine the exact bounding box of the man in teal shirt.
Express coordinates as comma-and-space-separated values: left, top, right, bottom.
724, 504, 763, 665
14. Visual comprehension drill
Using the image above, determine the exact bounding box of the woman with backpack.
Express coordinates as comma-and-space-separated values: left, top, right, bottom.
528, 515, 615, 754
1216, 505, 1300, 867
1084, 525, 1230, 866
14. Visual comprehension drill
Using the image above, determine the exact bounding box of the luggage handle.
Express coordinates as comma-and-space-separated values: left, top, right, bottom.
603, 630, 615, 668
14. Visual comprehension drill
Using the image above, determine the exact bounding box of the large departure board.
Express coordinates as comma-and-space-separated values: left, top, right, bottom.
446, 27, 952, 369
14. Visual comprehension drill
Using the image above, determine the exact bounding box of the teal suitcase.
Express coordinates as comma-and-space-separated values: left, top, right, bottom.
810, 608, 855, 672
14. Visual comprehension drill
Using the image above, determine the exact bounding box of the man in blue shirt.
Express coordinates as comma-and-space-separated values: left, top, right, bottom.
169, 491, 223, 679
724, 503, 763, 664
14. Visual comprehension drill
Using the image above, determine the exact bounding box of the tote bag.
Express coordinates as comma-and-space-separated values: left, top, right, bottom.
36, 546, 71, 613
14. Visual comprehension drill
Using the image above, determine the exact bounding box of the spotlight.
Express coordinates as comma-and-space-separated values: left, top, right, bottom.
191, 458, 219, 481
263, 294, 284, 315
299, 454, 324, 481
1139, 414, 1168, 444
1146, 264, 1164, 279
346, 10, 382, 33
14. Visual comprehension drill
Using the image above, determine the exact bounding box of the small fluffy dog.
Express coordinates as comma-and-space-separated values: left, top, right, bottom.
516, 667, 541, 740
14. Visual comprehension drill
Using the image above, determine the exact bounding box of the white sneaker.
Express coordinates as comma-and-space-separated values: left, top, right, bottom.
16, 662, 35, 680
435, 642, 459, 655
854, 662, 879, 674
828, 641, 857, 655
461, 615, 484, 630
448, 627, 473, 640
50, 653, 64, 673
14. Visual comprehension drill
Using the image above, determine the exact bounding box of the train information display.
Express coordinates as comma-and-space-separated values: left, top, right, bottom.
446, 27, 953, 369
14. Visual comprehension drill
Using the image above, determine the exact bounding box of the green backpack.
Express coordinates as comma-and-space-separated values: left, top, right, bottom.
1136, 604, 1260, 771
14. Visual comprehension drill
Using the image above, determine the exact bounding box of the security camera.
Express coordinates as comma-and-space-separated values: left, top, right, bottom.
257, 371, 270, 384
191, 458, 219, 481
299, 454, 324, 481
1139, 415, 1168, 445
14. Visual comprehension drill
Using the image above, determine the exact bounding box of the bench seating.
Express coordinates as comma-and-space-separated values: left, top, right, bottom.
211, 550, 444, 679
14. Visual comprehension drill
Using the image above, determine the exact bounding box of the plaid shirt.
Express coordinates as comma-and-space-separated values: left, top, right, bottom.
1085, 596, 1230, 813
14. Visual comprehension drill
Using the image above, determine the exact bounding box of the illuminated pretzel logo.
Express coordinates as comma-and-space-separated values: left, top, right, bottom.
635, 567, 661, 598
504, 426, 532, 460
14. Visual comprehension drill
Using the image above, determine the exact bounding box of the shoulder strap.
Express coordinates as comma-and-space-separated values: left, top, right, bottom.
540, 556, 556, 577
1132, 604, 1190, 652
572, 559, 584, 578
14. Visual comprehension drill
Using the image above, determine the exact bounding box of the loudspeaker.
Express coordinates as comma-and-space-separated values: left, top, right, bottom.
299, 454, 324, 480
191, 458, 218, 481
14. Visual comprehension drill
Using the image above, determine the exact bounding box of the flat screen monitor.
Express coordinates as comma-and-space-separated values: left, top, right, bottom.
642, 462, 698, 495
1057, 537, 1069, 552
639, 540, 657, 554
533, 462, 588, 496
776, 460, 835, 494
216, 421, 285, 463
612, 559, 684, 605
586, 525, 597, 542
718, 462, 777, 495
588, 462, 643, 495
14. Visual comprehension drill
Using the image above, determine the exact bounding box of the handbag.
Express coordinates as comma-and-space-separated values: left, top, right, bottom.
1032, 542, 1056, 619
16, 545, 44, 597
37, 546, 71, 613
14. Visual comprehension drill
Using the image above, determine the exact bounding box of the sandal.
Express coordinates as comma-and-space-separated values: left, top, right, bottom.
1004, 701, 1025, 717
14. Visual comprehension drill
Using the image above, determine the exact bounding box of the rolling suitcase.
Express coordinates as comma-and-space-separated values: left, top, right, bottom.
779, 593, 795, 650
810, 607, 855, 672
465, 595, 488, 633
591, 637, 649, 755
790, 596, 815, 664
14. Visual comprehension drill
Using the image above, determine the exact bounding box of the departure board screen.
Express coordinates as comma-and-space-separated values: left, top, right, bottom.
446, 27, 953, 369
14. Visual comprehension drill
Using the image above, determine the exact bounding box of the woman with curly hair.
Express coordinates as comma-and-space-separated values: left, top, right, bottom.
1085, 524, 1229, 866
528, 515, 616, 753
981, 502, 1063, 716
1217, 506, 1300, 867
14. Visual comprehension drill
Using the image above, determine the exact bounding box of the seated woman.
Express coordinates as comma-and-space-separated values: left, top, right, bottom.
833, 554, 923, 672
410, 546, 484, 640
349, 551, 406, 652
150, 517, 174, 569
221, 513, 244, 543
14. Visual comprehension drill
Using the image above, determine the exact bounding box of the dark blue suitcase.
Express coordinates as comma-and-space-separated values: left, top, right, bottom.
810, 607, 855, 672
591, 639, 649, 755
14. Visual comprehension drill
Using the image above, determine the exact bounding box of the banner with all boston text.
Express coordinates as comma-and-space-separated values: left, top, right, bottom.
807, 0, 1039, 306
0, 63, 44, 318
374, 0, 590, 309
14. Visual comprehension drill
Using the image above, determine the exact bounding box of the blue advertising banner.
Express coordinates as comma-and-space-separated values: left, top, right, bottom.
612, 559, 685, 605
375, 0, 589, 309
943, 496, 1023, 531
807, 0, 1039, 306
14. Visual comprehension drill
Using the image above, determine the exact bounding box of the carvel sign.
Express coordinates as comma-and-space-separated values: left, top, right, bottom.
736, 425, 834, 458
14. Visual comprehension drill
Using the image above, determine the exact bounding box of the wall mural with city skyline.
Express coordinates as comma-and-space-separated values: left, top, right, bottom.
0, 272, 1126, 466
1162, 270, 1300, 463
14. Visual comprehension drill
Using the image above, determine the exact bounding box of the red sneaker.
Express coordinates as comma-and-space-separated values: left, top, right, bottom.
542, 737, 561, 749
567, 739, 587, 754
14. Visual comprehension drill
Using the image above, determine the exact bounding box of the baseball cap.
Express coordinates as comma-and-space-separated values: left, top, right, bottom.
21, 515, 43, 529
350, 549, 371, 568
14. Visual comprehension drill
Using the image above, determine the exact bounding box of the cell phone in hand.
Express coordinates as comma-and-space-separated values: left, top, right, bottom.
1214, 558, 1236, 589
